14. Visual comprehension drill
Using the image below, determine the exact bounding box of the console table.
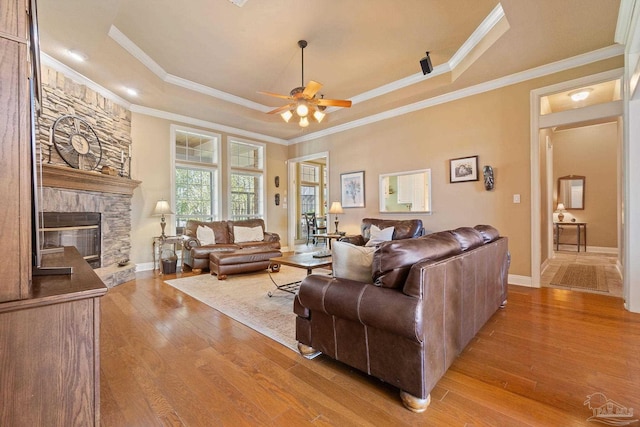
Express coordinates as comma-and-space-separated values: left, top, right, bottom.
554, 222, 587, 252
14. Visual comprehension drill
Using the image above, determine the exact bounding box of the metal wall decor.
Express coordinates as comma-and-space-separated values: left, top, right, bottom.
51, 115, 103, 171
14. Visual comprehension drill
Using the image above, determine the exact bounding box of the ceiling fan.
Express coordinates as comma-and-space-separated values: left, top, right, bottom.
259, 40, 352, 127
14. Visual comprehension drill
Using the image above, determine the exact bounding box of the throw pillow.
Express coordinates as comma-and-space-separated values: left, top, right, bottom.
196, 225, 216, 246
234, 225, 264, 243
332, 241, 376, 283
365, 224, 395, 247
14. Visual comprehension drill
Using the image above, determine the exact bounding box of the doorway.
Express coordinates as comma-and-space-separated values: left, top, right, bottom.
530, 69, 623, 293
287, 152, 329, 250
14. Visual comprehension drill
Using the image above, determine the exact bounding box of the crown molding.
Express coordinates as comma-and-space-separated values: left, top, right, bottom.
288, 45, 624, 144
129, 105, 288, 145
40, 52, 132, 108
615, 0, 637, 44
108, 25, 168, 79
108, 4, 507, 115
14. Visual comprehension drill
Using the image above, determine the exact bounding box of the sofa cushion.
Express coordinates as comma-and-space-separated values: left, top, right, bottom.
449, 227, 484, 251
365, 224, 395, 247
361, 218, 423, 243
332, 241, 375, 283
196, 225, 216, 245
474, 224, 500, 243
233, 225, 264, 243
372, 231, 462, 289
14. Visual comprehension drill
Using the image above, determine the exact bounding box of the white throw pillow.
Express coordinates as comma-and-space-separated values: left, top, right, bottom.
196, 225, 216, 246
365, 224, 395, 247
332, 241, 375, 283
234, 225, 264, 243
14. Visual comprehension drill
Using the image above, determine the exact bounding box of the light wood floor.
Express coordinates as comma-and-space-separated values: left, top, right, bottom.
100, 271, 640, 426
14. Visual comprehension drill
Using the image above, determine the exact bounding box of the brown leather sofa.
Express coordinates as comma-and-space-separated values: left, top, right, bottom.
182, 219, 281, 274
294, 225, 509, 412
339, 217, 424, 246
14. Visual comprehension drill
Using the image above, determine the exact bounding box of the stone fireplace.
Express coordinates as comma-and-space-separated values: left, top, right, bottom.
40, 164, 140, 287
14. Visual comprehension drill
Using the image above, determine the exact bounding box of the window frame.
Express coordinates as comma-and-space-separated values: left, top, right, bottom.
227, 137, 266, 221
170, 125, 222, 227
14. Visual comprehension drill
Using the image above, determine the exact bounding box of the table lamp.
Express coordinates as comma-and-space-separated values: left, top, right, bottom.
328, 201, 343, 234
556, 203, 566, 222
153, 199, 174, 238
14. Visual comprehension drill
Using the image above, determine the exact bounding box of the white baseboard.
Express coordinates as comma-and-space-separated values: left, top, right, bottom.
508, 274, 534, 287
136, 262, 154, 272
555, 245, 618, 254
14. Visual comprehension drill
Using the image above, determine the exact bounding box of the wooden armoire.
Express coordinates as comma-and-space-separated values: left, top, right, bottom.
0, 0, 107, 425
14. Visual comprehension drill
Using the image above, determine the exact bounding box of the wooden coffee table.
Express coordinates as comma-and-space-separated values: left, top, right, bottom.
267, 252, 332, 296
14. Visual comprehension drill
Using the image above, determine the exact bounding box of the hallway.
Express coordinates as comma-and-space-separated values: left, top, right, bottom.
542, 251, 622, 297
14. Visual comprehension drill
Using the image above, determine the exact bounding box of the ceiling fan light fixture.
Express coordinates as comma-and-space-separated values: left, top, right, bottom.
296, 101, 309, 117
313, 109, 326, 123
280, 110, 293, 122
299, 116, 310, 127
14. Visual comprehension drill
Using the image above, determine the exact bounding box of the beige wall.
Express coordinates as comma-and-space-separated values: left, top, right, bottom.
288, 58, 622, 277
552, 122, 619, 249
129, 114, 289, 265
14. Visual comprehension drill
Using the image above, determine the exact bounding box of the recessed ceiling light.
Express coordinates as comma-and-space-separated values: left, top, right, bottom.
569, 88, 593, 102
227, 0, 249, 6
126, 88, 138, 97
67, 49, 87, 62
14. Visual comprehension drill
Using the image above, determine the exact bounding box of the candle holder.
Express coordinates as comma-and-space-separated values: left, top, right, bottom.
119, 160, 126, 177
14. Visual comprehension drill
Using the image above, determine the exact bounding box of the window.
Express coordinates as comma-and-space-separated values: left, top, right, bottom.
173, 127, 220, 228
228, 138, 265, 220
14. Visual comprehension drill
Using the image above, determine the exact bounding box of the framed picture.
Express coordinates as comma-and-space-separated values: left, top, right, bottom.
450, 155, 479, 183
341, 171, 365, 208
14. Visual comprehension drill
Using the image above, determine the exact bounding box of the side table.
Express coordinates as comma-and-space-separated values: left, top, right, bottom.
152, 235, 183, 273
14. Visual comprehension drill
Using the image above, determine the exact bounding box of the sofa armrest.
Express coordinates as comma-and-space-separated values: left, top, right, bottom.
339, 235, 366, 246
297, 274, 421, 341
264, 231, 280, 243
182, 235, 200, 250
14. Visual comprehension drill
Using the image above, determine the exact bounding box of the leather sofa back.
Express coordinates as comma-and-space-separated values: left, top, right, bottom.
361, 218, 423, 243
372, 225, 500, 289
185, 218, 266, 244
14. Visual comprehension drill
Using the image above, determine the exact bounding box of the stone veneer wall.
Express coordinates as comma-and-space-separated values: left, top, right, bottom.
37, 65, 132, 174
40, 187, 136, 286
36, 65, 136, 287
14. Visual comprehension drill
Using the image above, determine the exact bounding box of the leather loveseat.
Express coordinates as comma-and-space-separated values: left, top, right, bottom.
339, 217, 424, 246
182, 219, 281, 274
294, 225, 509, 412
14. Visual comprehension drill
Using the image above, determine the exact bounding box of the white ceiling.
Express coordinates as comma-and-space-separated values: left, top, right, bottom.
37, 0, 623, 142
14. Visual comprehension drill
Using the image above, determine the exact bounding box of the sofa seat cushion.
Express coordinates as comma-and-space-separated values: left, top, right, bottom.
372, 231, 462, 289
332, 241, 375, 283
235, 240, 279, 250
210, 248, 282, 265
191, 244, 239, 259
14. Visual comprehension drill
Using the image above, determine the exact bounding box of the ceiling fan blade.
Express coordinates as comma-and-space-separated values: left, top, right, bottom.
267, 104, 295, 115
316, 99, 352, 108
303, 80, 322, 98
258, 91, 293, 100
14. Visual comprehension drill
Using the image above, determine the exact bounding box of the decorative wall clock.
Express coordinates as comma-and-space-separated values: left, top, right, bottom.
51, 115, 103, 171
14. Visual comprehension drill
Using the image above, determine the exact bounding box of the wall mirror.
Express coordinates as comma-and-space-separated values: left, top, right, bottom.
380, 169, 432, 213
557, 175, 585, 210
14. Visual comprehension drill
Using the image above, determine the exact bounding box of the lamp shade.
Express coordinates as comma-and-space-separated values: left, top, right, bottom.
153, 200, 174, 216
328, 201, 343, 214
556, 203, 566, 211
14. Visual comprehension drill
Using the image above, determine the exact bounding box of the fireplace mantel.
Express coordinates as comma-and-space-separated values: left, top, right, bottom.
41, 164, 141, 195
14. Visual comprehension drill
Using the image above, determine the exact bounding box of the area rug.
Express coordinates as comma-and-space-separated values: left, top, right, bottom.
550, 264, 608, 292
164, 266, 318, 352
